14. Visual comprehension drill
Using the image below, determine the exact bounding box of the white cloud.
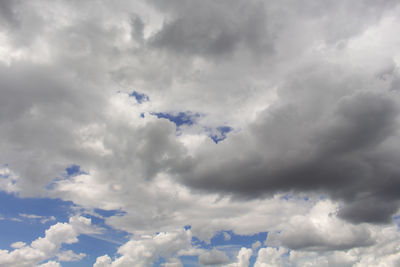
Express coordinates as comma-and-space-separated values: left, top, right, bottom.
0, 216, 96, 267
93, 255, 112, 267
223, 232, 232, 241
253, 214, 400, 267
254, 247, 288, 267
10, 242, 26, 249
223, 247, 253, 267
37, 261, 62, 267
95, 229, 192, 267
56, 250, 86, 262
19, 213, 56, 224
162, 258, 183, 267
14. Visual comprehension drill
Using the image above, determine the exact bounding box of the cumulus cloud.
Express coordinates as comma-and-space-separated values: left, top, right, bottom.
254, 247, 289, 267
95, 229, 192, 266
0, 216, 96, 267
223, 247, 253, 267
253, 210, 400, 267
278, 200, 375, 251
253, 226, 400, 267
1, 0, 400, 266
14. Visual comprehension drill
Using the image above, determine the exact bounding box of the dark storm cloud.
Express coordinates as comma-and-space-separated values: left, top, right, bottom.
175, 63, 400, 224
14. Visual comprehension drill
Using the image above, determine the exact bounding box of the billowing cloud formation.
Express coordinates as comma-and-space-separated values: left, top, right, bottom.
223, 248, 253, 267
254, 224, 400, 267
0, 216, 95, 266
94, 229, 191, 266
1, 0, 400, 266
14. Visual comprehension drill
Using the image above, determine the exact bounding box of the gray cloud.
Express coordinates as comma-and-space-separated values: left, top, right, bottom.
199, 249, 230, 265
176, 64, 400, 223
1, 1, 400, 265
149, 0, 271, 59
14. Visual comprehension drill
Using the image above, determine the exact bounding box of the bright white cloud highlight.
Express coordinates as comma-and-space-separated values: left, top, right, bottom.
0, 216, 96, 267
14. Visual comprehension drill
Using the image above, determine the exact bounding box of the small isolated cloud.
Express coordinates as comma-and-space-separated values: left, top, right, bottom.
223, 232, 231, 241
56, 250, 86, 262
19, 213, 56, 224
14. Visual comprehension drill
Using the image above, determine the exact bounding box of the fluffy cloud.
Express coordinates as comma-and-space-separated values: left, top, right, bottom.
253, 207, 400, 267
0, 216, 96, 267
254, 247, 289, 267
223, 248, 253, 267
1, 0, 400, 266
278, 200, 375, 251
95, 229, 191, 267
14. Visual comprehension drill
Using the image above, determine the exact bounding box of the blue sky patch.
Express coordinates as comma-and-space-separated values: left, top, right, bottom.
189, 229, 268, 265
129, 91, 150, 104
209, 126, 233, 143
66, 164, 85, 176
0, 191, 128, 266
93, 208, 126, 218
153, 112, 201, 127
63, 213, 129, 266
0, 191, 74, 249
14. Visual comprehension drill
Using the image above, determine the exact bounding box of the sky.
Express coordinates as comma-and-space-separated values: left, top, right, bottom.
1, 0, 400, 266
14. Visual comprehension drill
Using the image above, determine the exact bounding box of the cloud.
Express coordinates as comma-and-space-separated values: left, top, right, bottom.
254, 247, 288, 267
178, 73, 400, 223
252, 241, 261, 251
253, 214, 400, 267
277, 200, 375, 251
162, 258, 183, 267
1, 1, 400, 266
37, 261, 62, 267
19, 213, 56, 224
149, 0, 272, 59
93, 255, 112, 267
0, 216, 96, 266
199, 248, 230, 265
223, 232, 232, 241
223, 247, 253, 267
95, 229, 192, 266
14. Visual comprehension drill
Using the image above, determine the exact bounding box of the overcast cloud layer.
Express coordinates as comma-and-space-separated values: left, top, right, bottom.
1, 0, 400, 266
